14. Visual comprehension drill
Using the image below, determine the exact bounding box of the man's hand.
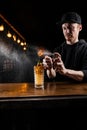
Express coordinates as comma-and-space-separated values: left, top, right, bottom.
53, 52, 67, 75
43, 55, 53, 70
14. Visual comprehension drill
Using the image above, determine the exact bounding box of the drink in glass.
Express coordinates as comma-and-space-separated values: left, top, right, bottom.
34, 64, 44, 88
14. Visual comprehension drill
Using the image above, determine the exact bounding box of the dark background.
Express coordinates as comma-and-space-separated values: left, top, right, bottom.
1, 2, 87, 130
1, 0, 87, 51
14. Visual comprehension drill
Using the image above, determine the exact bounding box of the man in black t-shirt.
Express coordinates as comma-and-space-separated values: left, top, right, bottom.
43, 12, 87, 82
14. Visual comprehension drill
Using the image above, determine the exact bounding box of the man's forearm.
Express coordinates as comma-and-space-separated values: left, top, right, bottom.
65, 69, 84, 81
46, 67, 84, 81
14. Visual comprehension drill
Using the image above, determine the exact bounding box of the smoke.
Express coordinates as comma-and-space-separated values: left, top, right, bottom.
0, 38, 28, 82
0, 38, 53, 82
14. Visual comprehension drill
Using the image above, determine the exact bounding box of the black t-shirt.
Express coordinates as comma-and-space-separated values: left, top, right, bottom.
49, 39, 87, 82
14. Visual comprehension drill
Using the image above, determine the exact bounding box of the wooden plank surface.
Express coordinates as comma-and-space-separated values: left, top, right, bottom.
0, 82, 87, 98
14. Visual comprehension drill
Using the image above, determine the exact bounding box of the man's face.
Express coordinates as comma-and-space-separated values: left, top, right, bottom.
62, 23, 82, 43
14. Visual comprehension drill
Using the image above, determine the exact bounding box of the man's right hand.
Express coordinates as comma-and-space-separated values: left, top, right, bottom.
43, 55, 53, 70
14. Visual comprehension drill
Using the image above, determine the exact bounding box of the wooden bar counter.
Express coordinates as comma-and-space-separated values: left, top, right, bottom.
0, 81, 87, 109
0, 82, 87, 129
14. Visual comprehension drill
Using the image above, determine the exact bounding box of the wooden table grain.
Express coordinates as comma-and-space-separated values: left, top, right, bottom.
0, 81, 87, 109
0, 82, 87, 129
0, 82, 87, 100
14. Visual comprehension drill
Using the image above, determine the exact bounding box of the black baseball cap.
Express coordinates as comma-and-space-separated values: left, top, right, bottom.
56, 12, 82, 25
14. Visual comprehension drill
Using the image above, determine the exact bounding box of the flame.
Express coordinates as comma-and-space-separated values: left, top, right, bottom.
37, 48, 44, 57
37, 47, 52, 57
